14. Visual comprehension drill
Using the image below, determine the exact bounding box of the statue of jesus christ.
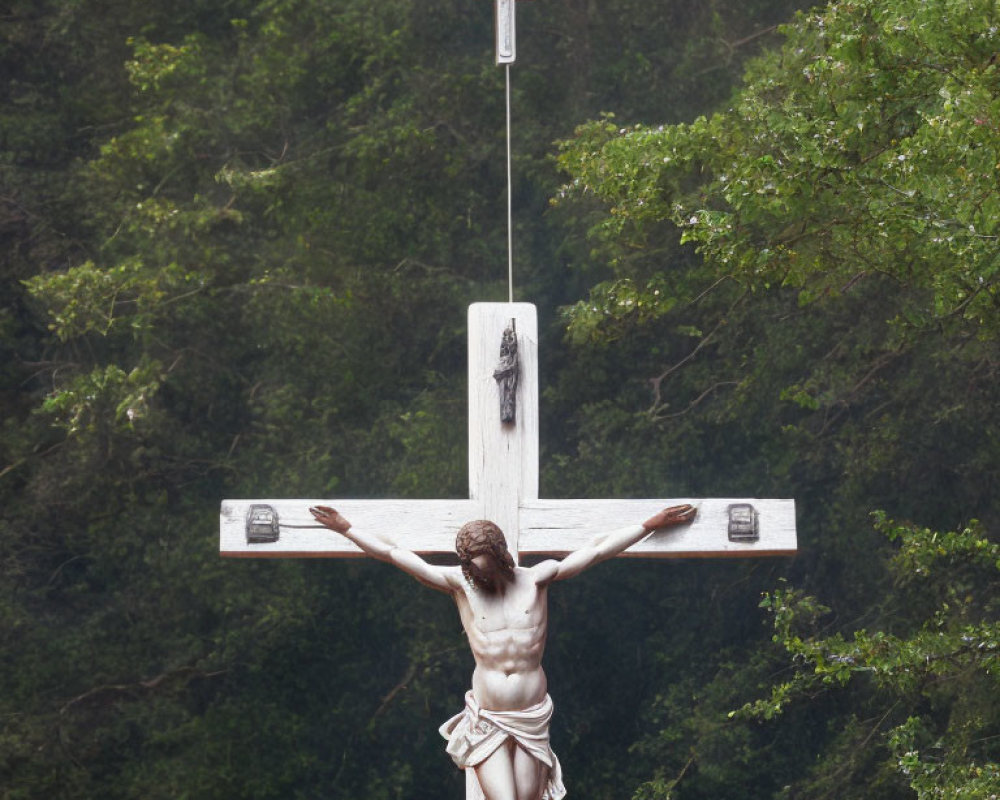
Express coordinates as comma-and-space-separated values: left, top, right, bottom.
309, 503, 697, 800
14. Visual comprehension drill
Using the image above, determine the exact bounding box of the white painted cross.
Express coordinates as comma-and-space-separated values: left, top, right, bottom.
220, 303, 796, 561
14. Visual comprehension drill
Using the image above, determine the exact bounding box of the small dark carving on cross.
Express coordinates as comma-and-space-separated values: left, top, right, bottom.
493, 319, 519, 424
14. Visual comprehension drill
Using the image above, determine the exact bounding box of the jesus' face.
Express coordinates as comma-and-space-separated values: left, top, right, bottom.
468, 553, 507, 593
455, 519, 516, 591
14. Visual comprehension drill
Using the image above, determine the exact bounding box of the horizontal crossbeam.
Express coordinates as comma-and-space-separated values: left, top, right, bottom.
220, 499, 476, 558
520, 498, 796, 558
220, 497, 795, 559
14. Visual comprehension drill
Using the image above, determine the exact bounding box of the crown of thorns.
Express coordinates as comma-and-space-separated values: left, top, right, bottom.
455, 520, 514, 583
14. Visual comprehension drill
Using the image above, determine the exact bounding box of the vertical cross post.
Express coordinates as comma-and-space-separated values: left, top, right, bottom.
468, 303, 537, 562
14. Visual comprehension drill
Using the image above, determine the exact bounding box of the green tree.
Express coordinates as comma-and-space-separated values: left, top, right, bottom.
556, 0, 1000, 797
743, 515, 1000, 800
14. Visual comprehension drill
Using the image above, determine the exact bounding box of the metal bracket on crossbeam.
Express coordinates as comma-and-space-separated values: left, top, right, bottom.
727, 503, 759, 542
245, 503, 324, 544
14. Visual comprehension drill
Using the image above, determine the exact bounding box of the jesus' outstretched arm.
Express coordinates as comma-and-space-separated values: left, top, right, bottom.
532, 503, 697, 583
309, 505, 458, 594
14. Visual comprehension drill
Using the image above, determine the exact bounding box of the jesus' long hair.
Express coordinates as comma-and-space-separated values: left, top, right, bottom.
455, 520, 515, 590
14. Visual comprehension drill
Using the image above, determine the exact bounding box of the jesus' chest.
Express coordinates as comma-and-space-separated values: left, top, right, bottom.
458, 577, 547, 635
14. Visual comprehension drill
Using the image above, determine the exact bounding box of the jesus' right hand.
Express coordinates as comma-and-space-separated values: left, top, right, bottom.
309, 505, 352, 534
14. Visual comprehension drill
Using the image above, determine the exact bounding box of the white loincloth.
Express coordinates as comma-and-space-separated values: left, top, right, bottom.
439, 691, 566, 800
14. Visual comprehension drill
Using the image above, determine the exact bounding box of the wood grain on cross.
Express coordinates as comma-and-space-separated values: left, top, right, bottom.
220, 304, 796, 561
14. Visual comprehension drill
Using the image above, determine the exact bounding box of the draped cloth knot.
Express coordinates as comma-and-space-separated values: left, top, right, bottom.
440, 691, 567, 799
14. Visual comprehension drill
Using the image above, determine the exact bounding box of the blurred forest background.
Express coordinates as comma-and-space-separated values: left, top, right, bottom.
2, 0, 998, 798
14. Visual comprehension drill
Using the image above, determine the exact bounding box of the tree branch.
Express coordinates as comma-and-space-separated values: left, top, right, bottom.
652, 381, 739, 421
60, 667, 228, 714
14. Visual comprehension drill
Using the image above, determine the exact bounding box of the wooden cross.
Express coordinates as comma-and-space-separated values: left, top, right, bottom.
220, 303, 796, 561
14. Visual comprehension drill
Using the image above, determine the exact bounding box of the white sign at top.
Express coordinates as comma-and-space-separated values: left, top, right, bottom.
496, 0, 516, 64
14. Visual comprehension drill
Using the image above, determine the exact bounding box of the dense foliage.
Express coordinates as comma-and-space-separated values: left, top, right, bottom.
2, 0, 996, 798
556, 0, 1000, 797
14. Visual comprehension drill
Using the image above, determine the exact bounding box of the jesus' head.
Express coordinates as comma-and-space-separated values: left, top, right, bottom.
455, 520, 515, 592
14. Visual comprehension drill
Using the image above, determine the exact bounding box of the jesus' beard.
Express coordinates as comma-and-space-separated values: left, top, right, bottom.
462, 559, 513, 593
